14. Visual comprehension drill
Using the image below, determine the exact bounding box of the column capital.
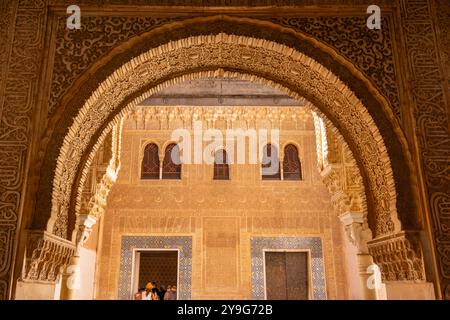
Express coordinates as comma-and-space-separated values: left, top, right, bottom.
339, 211, 364, 225
73, 214, 98, 256
78, 214, 97, 229
339, 211, 372, 254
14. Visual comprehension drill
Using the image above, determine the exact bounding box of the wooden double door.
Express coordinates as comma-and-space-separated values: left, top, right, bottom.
264, 251, 310, 300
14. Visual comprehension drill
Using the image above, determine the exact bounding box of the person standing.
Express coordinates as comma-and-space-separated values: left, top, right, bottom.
159, 284, 167, 301
141, 282, 154, 300
134, 288, 145, 300
155, 282, 164, 300
170, 285, 177, 300
151, 287, 160, 300
163, 285, 172, 300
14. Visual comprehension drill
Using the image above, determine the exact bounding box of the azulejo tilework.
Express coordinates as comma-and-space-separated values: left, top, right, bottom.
118, 236, 192, 300
251, 237, 326, 300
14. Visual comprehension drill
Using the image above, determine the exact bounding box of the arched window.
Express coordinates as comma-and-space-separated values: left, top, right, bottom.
262, 144, 281, 180
283, 144, 302, 180
162, 143, 181, 179
213, 149, 230, 180
141, 143, 160, 179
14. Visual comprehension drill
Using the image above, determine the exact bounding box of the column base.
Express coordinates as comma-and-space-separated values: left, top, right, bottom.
60, 256, 80, 300
357, 254, 386, 300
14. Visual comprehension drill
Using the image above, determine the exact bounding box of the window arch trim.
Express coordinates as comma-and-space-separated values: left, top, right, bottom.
140, 142, 160, 180
213, 148, 230, 180
261, 143, 281, 180
283, 143, 302, 181
162, 143, 182, 180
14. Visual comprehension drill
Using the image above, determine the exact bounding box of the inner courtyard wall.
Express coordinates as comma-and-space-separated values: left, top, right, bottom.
95, 106, 355, 300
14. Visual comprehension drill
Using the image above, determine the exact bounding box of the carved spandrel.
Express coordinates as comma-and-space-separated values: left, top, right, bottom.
48, 14, 401, 122
270, 16, 401, 120
49, 15, 185, 114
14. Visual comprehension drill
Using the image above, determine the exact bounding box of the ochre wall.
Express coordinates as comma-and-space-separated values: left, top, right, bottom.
95, 106, 352, 299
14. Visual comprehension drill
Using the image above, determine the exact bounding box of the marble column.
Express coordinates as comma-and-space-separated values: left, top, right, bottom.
339, 211, 385, 300
60, 215, 97, 300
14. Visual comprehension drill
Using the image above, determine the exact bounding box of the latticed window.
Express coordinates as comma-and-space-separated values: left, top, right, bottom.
141, 143, 160, 179
213, 149, 230, 180
283, 144, 302, 180
162, 143, 181, 179
262, 144, 281, 180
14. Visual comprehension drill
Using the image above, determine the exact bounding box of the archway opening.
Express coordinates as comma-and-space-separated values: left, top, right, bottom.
78, 77, 375, 300
18, 31, 432, 300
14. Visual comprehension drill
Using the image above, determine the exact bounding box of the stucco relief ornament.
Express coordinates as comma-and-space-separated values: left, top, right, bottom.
348, 191, 364, 212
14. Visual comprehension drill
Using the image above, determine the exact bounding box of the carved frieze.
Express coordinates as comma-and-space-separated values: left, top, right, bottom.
367, 231, 426, 282
400, 0, 450, 298
22, 230, 75, 282
48, 0, 395, 5
126, 105, 311, 130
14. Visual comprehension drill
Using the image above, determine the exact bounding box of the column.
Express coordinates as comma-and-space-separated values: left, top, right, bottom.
339, 211, 385, 300
60, 215, 96, 300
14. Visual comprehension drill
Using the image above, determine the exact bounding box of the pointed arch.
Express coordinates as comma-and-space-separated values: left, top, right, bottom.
141, 143, 160, 179
162, 143, 181, 180
262, 144, 281, 180
41, 31, 411, 242
213, 149, 230, 180
283, 144, 302, 180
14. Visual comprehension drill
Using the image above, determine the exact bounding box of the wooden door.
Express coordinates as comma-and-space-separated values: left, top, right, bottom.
265, 251, 309, 300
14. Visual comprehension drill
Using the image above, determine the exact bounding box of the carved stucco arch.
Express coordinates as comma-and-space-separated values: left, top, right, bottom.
140, 139, 164, 162
311, 107, 371, 251
161, 140, 181, 157
44, 33, 403, 243
31, 16, 420, 235
280, 141, 303, 163
31, 16, 419, 242
312, 108, 368, 212
139, 140, 162, 156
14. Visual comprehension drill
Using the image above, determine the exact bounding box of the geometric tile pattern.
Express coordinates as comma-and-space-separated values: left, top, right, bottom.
251, 237, 327, 300
118, 236, 192, 300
